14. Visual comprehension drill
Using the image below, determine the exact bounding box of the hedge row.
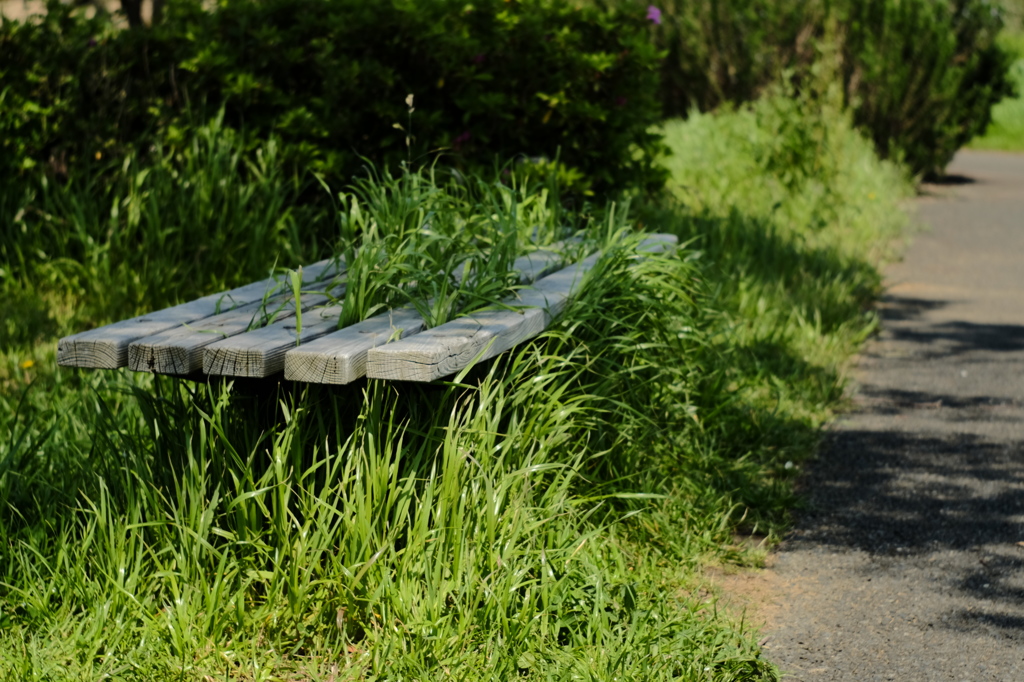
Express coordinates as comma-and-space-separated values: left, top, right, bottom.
643, 0, 1015, 176
0, 0, 666, 193
0, 0, 1016, 186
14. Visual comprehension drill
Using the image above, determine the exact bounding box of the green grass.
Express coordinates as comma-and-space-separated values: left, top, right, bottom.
638, 91, 911, 536
323, 168, 583, 331
0, 90, 912, 679
0, 116, 321, 345
971, 31, 1024, 150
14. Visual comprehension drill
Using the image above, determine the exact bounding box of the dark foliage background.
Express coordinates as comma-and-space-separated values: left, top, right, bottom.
0, 0, 666, 194
1, 0, 1015, 188
634, 0, 1014, 177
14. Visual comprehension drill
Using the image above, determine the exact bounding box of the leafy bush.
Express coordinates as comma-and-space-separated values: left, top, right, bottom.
970, 30, 1024, 150
0, 0, 666, 193
0, 4, 133, 180
840, 0, 1015, 176
639, 0, 825, 114
634, 0, 1013, 176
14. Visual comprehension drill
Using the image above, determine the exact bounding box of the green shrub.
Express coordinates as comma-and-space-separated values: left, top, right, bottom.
640, 0, 825, 114
0, 3, 131, 180
0, 0, 666, 194
970, 30, 1024, 150
634, 0, 1013, 176
840, 0, 1015, 176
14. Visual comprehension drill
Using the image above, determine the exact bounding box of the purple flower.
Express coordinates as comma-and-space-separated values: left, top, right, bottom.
87, 37, 98, 47
453, 131, 472, 150
646, 5, 662, 24
614, 96, 628, 107
472, 53, 486, 65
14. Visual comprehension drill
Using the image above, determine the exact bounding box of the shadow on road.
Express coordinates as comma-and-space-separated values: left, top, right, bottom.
878, 295, 950, 322
889, 321, 1024, 357
786, 426, 1024, 636
924, 173, 977, 187
790, 428, 1024, 553
880, 294, 1024, 356
780, 289, 1024, 639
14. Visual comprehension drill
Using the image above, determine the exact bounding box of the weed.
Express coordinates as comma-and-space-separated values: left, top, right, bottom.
288, 266, 304, 344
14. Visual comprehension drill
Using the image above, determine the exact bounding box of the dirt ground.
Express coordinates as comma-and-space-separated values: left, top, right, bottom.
711, 150, 1024, 681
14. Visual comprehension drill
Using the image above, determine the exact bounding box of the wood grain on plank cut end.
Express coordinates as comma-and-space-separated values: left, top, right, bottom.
203, 348, 270, 378
366, 317, 488, 382
128, 339, 197, 375
201, 314, 340, 378
284, 308, 426, 384
204, 348, 274, 378
284, 347, 365, 385
57, 337, 125, 369
55, 258, 340, 372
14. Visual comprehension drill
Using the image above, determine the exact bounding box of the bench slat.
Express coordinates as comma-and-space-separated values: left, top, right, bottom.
56, 259, 344, 369
280, 247, 569, 384
202, 303, 351, 378
127, 284, 344, 375
364, 235, 676, 382
281, 307, 426, 384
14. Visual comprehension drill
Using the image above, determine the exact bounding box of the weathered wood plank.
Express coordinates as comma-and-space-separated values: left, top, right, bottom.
364, 234, 677, 382
56, 259, 344, 369
281, 245, 571, 384
128, 284, 344, 375
281, 307, 428, 384
363, 259, 594, 383
201, 302, 373, 378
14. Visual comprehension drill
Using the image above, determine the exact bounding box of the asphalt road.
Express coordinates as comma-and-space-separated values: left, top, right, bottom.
759, 150, 1024, 681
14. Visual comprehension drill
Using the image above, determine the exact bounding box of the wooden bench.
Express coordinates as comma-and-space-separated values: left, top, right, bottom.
57, 234, 676, 383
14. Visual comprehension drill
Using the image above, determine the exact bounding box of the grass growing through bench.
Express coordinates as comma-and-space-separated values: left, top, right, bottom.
2, 237, 764, 680
0, 92, 911, 678
327, 169, 580, 332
